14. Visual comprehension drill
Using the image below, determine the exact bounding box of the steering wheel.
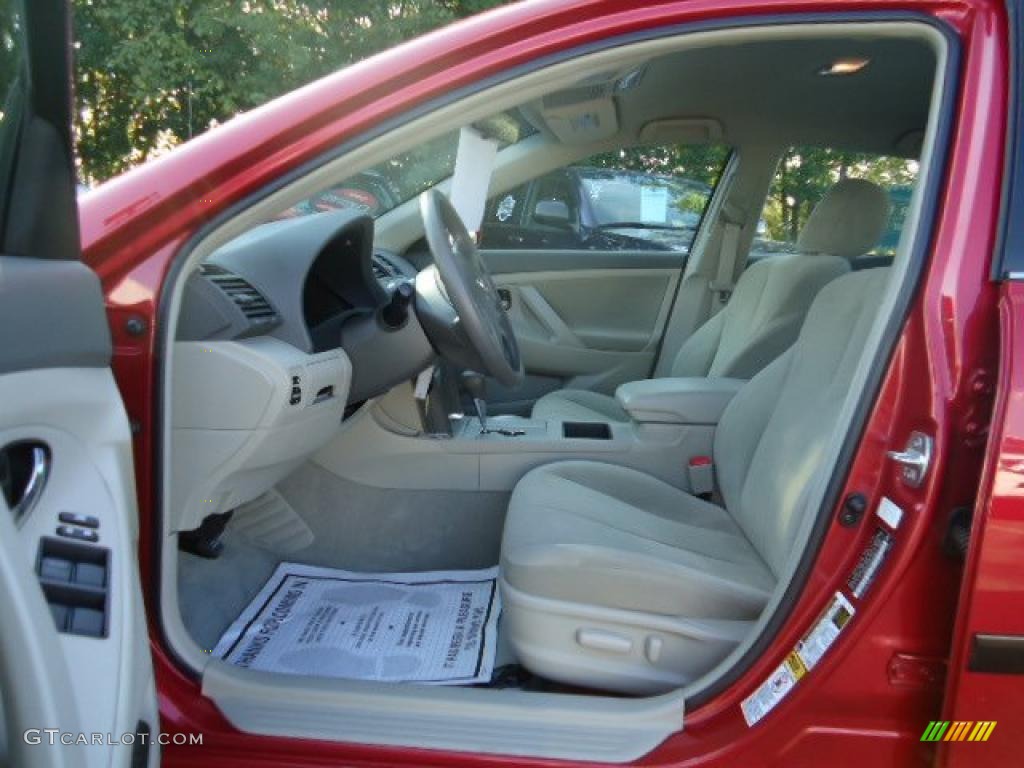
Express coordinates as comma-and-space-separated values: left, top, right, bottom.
417, 189, 523, 388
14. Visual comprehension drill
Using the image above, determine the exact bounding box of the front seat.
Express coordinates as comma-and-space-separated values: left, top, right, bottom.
531, 178, 890, 423
500, 267, 889, 694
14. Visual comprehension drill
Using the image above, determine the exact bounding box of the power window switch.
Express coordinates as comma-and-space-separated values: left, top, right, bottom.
70, 607, 105, 638
58, 512, 99, 529
39, 556, 74, 582
56, 525, 99, 543
49, 603, 71, 631
75, 563, 106, 588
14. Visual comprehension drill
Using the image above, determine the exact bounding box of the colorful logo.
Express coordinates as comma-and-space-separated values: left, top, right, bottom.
921, 721, 996, 742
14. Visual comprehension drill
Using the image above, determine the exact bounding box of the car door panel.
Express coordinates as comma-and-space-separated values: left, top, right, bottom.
0, 365, 159, 768
0, 2, 159, 766
481, 249, 682, 412
0, 255, 159, 768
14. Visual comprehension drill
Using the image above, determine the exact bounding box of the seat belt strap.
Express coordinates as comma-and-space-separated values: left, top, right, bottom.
709, 213, 742, 311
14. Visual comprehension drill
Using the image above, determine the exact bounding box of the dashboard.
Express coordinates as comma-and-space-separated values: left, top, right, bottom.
170, 211, 428, 534
178, 211, 419, 353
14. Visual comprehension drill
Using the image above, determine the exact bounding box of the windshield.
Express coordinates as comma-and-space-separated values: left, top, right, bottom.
279, 111, 536, 220
577, 169, 711, 230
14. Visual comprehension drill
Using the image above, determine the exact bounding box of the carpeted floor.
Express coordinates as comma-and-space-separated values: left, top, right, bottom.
177, 460, 510, 655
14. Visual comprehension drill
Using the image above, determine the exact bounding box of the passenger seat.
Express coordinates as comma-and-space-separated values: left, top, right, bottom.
501, 267, 890, 694
531, 179, 890, 423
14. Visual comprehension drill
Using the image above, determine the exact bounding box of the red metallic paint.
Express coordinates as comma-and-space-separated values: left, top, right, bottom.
74, 0, 1011, 764
938, 284, 1024, 768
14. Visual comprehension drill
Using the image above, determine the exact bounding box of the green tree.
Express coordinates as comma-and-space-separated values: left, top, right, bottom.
72, 0, 512, 182
764, 146, 917, 242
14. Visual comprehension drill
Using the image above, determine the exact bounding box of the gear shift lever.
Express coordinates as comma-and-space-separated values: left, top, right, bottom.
460, 370, 489, 433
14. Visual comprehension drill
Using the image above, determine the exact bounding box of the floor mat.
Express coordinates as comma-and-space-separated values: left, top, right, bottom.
213, 562, 501, 685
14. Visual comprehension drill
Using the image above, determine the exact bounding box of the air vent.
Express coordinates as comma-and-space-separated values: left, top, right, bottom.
201, 265, 278, 323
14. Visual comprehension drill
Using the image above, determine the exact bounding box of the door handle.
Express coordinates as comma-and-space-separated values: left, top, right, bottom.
1, 441, 50, 523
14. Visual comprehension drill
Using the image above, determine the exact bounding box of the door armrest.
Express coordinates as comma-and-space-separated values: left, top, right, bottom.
615, 378, 745, 425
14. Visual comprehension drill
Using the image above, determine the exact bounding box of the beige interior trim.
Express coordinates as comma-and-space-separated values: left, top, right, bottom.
0, 368, 159, 768
203, 660, 686, 763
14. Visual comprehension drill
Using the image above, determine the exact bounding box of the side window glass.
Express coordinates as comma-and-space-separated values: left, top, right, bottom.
0, 4, 26, 210
480, 144, 729, 253
754, 146, 919, 264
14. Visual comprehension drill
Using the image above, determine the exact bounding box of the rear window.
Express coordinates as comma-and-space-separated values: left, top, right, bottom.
754, 146, 919, 260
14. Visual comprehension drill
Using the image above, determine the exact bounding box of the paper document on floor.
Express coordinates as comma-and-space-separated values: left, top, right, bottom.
213, 562, 501, 685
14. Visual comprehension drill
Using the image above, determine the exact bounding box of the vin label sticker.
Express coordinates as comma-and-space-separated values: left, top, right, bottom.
847, 528, 894, 599
741, 592, 855, 727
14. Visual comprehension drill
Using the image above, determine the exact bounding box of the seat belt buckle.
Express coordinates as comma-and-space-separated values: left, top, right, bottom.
688, 456, 714, 500
709, 280, 733, 303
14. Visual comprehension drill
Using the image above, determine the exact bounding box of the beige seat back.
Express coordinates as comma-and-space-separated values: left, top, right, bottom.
669, 178, 890, 379
713, 267, 890, 574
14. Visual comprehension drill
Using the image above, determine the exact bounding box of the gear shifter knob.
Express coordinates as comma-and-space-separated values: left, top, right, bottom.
460, 370, 489, 433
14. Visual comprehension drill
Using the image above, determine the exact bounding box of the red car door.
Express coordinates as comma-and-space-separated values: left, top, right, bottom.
939, 5, 1024, 762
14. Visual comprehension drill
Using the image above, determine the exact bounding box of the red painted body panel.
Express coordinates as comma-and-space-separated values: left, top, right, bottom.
939, 283, 1024, 768
74, 0, 1011, 765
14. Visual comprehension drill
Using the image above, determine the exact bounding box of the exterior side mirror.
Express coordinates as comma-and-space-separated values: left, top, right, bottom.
533, 199, 572, 228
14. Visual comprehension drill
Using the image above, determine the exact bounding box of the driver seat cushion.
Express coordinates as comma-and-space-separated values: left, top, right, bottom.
501, 267, 890, 693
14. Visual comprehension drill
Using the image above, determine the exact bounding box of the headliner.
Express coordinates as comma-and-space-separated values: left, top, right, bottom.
552, 33, 936, 156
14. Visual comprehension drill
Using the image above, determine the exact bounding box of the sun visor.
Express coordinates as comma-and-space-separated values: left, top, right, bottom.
538, 84, 619, 144
638, 118, 724, 144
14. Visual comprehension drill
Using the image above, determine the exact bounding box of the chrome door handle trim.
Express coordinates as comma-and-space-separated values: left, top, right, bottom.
11, 444, 50, 524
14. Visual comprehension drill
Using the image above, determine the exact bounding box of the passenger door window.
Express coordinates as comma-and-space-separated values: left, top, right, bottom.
480, 144, 730, 255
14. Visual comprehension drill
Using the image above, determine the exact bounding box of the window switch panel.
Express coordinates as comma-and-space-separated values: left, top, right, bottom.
58, 511, 99, 529
36, 537, 110, 639
39, 556, 73, 583
56, 525, 99, 543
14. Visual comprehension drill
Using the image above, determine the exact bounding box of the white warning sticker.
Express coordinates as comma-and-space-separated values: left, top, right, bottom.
741, 592, 855, 726
740, 653, 805, 727
795, 591, 855, 671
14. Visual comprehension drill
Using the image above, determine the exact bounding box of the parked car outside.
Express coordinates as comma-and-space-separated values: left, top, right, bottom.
480, 167, 712, 253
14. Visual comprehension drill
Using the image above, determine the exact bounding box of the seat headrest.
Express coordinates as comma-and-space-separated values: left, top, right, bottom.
796, 178, 890, 259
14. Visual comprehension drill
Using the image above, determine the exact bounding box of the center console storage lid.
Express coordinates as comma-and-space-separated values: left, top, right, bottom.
615, 377, 745, 425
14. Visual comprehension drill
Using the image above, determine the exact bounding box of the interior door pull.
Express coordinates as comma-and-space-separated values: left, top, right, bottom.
1, 441, 50, 523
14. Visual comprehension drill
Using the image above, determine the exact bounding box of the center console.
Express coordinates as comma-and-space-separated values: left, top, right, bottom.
316, 376, 745, 494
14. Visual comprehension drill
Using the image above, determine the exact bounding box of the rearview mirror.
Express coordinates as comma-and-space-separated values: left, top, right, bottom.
533, 199, 571, 228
